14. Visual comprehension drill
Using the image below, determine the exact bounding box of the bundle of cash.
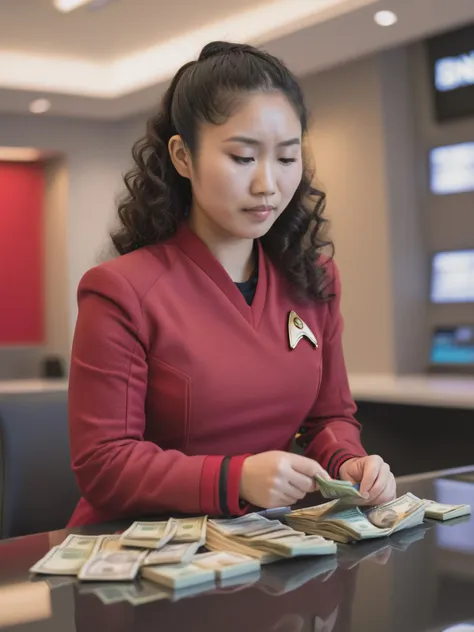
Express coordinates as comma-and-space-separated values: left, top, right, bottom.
29, 535, 104, 575
286, 493, 425, 543
141, 542, 201, 567
29, 545, 93, 576
206, 513, 336, 563
192, 551, 260, 580
314, 474, 364, 501
120, 517, 207, 550
78, 550, 145, 581
422, 500, 472, 521
142, 562, 215, 590
119, 518, 178, 549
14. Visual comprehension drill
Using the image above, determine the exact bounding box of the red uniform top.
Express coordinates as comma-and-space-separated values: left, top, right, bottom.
67, 223, 366, 526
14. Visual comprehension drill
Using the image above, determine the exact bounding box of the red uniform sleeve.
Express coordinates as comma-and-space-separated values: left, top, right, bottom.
68, 265, 246, 519
297, 260, 367, 478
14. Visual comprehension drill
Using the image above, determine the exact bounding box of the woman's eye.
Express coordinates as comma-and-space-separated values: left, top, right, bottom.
230, 155, 254, 164
279, 158, 297, 165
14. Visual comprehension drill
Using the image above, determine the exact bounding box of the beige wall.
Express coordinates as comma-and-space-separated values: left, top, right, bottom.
302, 55, 396, 374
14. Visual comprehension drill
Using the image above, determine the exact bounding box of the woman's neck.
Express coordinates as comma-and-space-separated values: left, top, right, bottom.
187, 212, 255, 282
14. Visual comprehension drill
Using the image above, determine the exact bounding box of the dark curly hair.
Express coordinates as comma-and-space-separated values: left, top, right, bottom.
112, 41, 334, 301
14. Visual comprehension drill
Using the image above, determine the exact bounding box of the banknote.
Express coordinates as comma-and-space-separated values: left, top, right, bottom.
29, 545, 92, 575
59, 534, 103, 554
92, 535, 123, 555
120, 519, 178, 549
314, 474, 364, 501
207, 514, 336, 562
192, 551, 261, 580
286, 493, 425, 543
173, 517, 208, 545
78, 550, 145, 581
211, 514, 289, 537
366, 493, 424, 530
248, 533, 337, 557
141, 562, 215, 590
141, 542, 201, 567
422, 499, 471, 521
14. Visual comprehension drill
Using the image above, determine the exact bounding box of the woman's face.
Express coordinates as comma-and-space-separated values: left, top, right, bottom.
178, 91, 303, 242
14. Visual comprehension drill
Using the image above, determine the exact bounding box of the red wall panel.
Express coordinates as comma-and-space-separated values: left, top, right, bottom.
0, 162, 44, 344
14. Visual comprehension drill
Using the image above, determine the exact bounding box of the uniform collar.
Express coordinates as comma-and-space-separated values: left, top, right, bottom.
171, 222, 268, 328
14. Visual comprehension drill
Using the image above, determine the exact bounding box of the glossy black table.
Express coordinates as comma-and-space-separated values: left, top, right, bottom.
2, 467, 474, 632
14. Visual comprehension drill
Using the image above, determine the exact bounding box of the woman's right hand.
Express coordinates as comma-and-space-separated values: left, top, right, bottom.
239, 451, 330, 508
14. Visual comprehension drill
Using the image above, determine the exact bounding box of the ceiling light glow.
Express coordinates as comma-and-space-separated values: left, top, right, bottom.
29, 99, 51, 114
374, 10, 398, 27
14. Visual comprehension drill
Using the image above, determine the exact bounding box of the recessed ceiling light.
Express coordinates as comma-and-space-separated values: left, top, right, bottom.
29, 99, 51, 114
53, 0, 93, 12
374, 10, 398, 27
53, 0, 116, 12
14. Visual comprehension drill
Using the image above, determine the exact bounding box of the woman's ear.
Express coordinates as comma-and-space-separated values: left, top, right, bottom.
168, 135, 192, 179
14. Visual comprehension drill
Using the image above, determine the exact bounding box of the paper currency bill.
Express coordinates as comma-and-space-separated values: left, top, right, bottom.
78, 550, 144, 581
173, 517, 208, 544
29, 546, 91, 576
59, 534, 103, 554
91, 535, 123, 555
141, 542, 201, 567
142, 562, 215, 590
314, 474, 364, 501
120, 519, 178, 549
422, 499, 471, 521
366, 493, 424, 530
192, 551, 260, 579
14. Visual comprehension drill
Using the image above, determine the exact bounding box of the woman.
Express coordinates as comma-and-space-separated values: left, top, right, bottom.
67, 41, 396, 527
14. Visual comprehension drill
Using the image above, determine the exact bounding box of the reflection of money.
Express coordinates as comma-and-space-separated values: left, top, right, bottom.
314, 475, 363, 501
141, 542, 201, 567
259, 555, 337, 595
30, 546, 91, 575
78, 550, 144, 581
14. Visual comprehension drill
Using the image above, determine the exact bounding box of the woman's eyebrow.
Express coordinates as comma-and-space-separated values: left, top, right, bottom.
222, 136, 301, 147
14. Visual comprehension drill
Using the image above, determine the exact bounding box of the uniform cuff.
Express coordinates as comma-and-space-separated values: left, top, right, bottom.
327, 450, 359, 479
200, 455, 224, 515
226, 455, 251, 516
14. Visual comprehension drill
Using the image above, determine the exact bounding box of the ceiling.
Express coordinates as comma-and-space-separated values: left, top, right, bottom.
0, 0, 473, 121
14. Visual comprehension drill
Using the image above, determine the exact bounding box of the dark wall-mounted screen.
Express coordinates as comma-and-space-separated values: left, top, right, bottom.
427, 23, 474, 122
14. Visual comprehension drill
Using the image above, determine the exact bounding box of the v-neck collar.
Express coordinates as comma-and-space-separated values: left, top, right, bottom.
171, 222, 267, 329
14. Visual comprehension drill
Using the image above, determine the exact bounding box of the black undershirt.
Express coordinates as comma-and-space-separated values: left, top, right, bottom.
234, 248, 259, 305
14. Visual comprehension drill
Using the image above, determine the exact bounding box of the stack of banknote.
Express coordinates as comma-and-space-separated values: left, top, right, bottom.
422, 499, 471, 521
142, 551, 261, 589
29, 517, 209, 581
285, 493, 426, 543
206, 513, 337, 562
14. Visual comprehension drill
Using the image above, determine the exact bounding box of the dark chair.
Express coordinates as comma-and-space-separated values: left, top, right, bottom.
0, 391, 80, 538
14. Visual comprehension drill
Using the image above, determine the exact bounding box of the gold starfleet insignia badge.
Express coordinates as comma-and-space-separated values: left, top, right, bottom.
288, 311, 318, 350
